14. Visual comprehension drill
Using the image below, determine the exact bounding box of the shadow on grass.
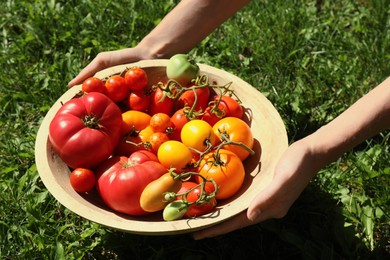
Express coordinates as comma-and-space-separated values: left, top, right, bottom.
92, 184, 388, 260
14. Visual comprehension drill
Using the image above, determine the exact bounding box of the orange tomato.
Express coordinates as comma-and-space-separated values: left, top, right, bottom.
149, 113, 173, 133
212, 117, 254, 160
197, 149, 245, 200
121, 110, 151, 135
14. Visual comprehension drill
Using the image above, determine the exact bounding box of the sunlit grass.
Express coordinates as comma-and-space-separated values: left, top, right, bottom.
0, 0, 389, 258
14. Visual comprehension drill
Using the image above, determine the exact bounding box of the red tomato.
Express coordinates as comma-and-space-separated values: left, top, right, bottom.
70, 168, 96, 193
96, 150, 166, 216
176, 85, 210, 112
170, 108, 190, 141
105, 75, 129, 102
127, 90, 151, 112
197, 149, 245, 200
176, 181, 217, 218
201, 102, 227, 126
49, 92, 122, 169
124, 67, 148, 91
212, 95, 243, 119
81, 77, 106, 94
148, 87, 175, 116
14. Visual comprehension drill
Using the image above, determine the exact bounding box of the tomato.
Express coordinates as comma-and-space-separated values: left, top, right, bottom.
114, 133, 142, 156
127, 90, 151, 112
146, 132, 170, 154
149, 113, 173, 133
157, 140, 193, 172
138, 125, 155, 143
212, 95, 243, 119
69, 168, 96, 193
177, 85, 210, 112
121, 110, 151, 135
197, 149, 245, 200
140, 172, 182, 212
81, 77, 106, 94
49, 92, 122, 169
181, 119, 217, 152
96, 150, 166, 215
105, 75, 129, 102
201, 102, 227, 126
166, 54, 199, 86
212, 117, 254, 160
148, 87, 175, 116
176, 181, 217, 218
124, 67, 148, 91
170, 108, 190, 141
163, 200, 189, 221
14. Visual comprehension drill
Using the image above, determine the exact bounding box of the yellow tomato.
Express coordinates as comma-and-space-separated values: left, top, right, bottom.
180, 119, 217, 152
157, 140, 193, 172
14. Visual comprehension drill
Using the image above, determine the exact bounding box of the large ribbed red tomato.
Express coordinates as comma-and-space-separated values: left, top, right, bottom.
49, 92, 122, 169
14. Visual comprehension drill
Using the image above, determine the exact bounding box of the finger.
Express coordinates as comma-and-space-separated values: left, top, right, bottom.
193, 211, 251, 240
246, 179, 285, 221
68, 48, 138, 87
67, 55, 109, 87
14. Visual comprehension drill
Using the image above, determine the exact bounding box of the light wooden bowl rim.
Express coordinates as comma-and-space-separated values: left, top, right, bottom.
35, 59, 288, 235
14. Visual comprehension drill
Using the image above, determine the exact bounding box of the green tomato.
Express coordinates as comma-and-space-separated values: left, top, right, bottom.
163, 200, 189, 221
166, 54, 199, 86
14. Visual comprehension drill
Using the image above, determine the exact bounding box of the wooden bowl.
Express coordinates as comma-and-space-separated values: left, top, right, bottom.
35, 59, 288, 235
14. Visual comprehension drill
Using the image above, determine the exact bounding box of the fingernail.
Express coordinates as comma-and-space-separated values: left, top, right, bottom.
248, 209, 261, 221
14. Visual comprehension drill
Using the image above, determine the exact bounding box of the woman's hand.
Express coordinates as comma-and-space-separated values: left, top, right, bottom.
67, 48, 147, 87
193, 76, 390, 240
193, 138, 320, 239
67, 0, 251, 87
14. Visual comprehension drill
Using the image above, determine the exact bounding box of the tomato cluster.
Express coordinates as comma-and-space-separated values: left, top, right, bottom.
49, 55, 255, 221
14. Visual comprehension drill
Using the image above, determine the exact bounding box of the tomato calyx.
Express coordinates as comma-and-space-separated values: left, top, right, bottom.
213, 130, 255, 165
82, 114, 101, 129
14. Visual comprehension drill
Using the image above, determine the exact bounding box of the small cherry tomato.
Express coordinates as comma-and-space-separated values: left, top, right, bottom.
201, 102, 227, 126
127, 90, 151, 112
181, 119, 217, 152
176, 181, 217, 218
197, 149, 245, 200
157, 140, 193, 172
177, 85, 210, 112
105, 75, 129, 102
124, 67, 148, 91
146, 132, 170, 154
212, 117, 254, 161
149, 87, 175, 116
170, 108, 190, 141
81, 77, 106, 94
212, 95, 243, 119
149, 113, 173, 133
70, 168, 96, 193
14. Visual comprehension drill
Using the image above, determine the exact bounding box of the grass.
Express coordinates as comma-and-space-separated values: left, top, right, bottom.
1, 0, 389, 259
